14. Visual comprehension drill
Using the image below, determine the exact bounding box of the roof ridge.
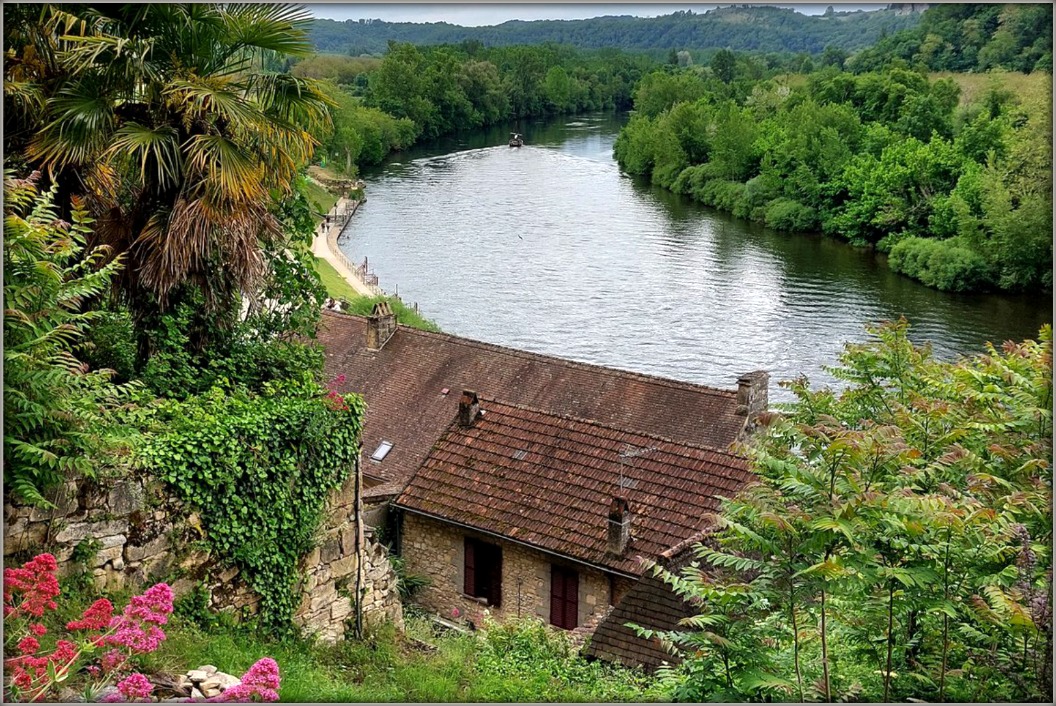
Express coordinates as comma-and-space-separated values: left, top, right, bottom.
321, 310, 738, 399
476, 396, 749, 465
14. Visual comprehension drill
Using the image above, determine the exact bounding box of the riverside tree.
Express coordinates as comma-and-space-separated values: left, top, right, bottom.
640, 320, 1052, 702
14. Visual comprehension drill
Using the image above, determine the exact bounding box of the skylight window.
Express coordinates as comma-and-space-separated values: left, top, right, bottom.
371, 441, 394, 462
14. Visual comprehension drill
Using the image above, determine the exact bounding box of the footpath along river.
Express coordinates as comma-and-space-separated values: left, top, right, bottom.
337, 113, 1051, 401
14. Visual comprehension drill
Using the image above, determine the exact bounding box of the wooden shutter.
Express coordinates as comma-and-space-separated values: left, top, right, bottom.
488, 544, 503, 607
464, 538, 476, 596
550, 565, 579, 629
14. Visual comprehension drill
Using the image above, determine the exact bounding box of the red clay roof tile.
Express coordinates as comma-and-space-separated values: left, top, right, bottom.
318, 311, 750, 496
393, 398, 752, 576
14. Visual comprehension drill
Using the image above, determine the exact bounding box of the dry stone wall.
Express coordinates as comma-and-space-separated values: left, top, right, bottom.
401, 512, 625, 629
4, 471, 401, 642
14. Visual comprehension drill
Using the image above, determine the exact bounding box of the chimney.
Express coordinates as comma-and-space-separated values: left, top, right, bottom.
736, 370, 770, 425
458, 390, 480, 427
607, 496, 632, 555
365, 301, 396, 350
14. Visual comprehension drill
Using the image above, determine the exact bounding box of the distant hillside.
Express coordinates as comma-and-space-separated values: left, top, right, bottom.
309, 6, 924, 56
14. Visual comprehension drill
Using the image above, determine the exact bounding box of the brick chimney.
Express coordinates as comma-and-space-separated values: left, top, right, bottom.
458, 390, 480, 427
736, 370, 770, 425
607, 497, 632, 555
365, 301, 396, 351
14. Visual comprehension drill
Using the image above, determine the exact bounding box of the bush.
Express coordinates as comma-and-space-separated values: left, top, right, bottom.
888, 236, 994, 291
698, 179, 748, 213
764, 198, 819, 231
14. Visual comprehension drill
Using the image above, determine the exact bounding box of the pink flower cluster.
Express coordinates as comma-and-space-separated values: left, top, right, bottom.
105, 583, 174, 653
4, 554, 175, 702
3, 553, 60, 618
325, 374, 350, 411
208, 658, 281, 703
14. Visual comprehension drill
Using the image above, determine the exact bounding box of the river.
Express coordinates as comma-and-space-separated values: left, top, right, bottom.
337, 112, 1051, 401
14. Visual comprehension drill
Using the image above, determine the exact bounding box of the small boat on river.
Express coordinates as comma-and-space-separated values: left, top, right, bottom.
508, 132, 524, 147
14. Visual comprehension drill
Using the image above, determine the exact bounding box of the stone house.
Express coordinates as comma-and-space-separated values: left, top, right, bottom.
392, 394, 753, 634
317, 305, 767, 664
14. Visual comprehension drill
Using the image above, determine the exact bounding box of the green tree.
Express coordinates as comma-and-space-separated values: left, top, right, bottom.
2, 172, 132, 505
16, 4, 333, 310
642, 321, 1053, 702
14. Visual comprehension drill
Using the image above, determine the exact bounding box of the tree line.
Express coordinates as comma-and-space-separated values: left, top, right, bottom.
613, 60, 1052, 293
307, 6, 923, 57
849, 4, 1053, 75
309, 41, 655, 174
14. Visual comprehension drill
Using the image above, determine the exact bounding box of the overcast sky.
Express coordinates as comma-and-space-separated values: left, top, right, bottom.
306, 3, 889, 26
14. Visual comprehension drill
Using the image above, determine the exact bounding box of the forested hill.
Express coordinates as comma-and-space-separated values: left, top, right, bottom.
309, 6, 923, 56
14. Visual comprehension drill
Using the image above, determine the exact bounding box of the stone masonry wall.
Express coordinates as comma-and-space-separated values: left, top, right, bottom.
402, 512, 627, 629
4, 471, 401, 643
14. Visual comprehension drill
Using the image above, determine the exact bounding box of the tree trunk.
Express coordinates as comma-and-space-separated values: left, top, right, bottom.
884, 582, 895, 702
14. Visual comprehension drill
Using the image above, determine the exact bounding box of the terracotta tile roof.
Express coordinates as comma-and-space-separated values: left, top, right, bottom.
393, 398, 753, 576
317, 311, 750, 497
585, 547, 698, 670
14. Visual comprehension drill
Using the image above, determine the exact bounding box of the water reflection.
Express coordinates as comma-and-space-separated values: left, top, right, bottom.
342, 113, 1051, 400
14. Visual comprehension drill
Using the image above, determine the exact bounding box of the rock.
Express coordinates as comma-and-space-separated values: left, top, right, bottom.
198, 665, 218, 676
186, 670, 209, 683
108, 481, 145, 515
4, 517, 48, 555
191, 687, 205, 699
126, 535, 169, 562
91, 545, 124, 569
55, 519, 129, 544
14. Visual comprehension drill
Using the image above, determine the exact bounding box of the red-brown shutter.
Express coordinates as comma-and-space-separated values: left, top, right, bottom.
489, 545, 503, 607
550, 566, 579, 629
550, 567, 565, 627
564, 569, 579, 629
464, 538, 476, 596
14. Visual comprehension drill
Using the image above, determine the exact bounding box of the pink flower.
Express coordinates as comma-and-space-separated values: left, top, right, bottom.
105, 584, 173, 654
29, 623, 47, 637
451, 607, 460, 619
4, 554, 60, 618
67, 598, 114, 631
17, 636, 40, 655
101, 649, 126, 673
208, 658, 280, 702
117, 673, 153, 701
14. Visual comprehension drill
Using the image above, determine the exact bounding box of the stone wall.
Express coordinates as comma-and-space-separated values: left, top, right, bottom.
401, 512, 631, 629
4, 471, 401, 643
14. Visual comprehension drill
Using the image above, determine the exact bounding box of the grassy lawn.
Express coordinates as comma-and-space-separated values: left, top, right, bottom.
314, 257, 441, 332
929, 70, 1049, 107
303, 179, 339, 224
137, 614, 660, 702
315, 257, 363, 301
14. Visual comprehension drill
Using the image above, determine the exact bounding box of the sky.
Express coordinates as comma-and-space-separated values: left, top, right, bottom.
306, 3, 890, 26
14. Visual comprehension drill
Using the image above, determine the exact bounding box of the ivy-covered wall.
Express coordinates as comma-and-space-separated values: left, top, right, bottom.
3, 470, 402, 642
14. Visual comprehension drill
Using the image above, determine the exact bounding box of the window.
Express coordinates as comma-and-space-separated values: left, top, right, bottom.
464, 537, 502, 607
550, 564, 579, 630
370, 441, 393, 462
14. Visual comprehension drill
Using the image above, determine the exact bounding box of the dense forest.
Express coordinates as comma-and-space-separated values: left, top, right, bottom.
303, 42, 656, 172
612, 16, 1053, 293
849, 3, 1053, 74
308, 6, 923, 57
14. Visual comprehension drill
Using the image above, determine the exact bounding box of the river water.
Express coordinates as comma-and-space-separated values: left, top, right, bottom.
338, 113, 1051, 401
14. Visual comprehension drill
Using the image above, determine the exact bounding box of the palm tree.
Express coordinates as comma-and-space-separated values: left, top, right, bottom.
12, 3, 333, 310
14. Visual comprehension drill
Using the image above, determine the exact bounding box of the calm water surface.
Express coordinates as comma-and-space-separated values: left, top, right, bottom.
339, 113, 1051, 401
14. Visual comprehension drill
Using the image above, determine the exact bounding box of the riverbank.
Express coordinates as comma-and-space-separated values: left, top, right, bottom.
310, 195, 378, 298
308, 181, 440, 332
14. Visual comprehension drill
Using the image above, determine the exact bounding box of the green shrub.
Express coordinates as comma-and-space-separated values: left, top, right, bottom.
888, 236, 994, 291
699, 179, 748, 213
139, 381, 365, 631
764, 198, 819, 231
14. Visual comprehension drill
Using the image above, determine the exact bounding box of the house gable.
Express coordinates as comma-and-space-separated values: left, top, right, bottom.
316, 311, 758, 500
